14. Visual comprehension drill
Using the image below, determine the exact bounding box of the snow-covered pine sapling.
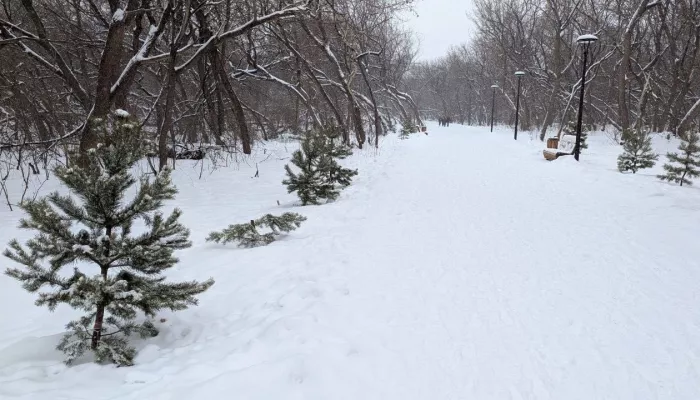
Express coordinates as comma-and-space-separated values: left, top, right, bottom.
658, 132, 700, 186
617, 129, 658, 173
3, 114, 214, 367
562, 120, 588, 150
283, 130, 358, 205
316, 134, 358, 199
283, 134, 331, 205
321, 135, 356, 190
206, 212, 306, 248
400, 118, 417, 139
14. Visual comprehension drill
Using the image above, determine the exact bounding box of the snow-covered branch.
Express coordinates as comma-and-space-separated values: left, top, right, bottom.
175, 2, 310, 72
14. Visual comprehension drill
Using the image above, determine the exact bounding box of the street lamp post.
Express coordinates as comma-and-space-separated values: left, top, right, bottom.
490, 84, 499, 132
573, 34, 598, 161
513, 71, 526, 140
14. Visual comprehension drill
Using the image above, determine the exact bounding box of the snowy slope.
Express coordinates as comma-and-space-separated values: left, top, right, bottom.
2, 124, 700, 399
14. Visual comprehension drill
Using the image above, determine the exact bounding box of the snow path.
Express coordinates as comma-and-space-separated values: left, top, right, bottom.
321, 129, 700, 399
2, 124, 700, 399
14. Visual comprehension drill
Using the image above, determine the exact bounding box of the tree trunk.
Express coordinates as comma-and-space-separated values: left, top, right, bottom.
300, 20, 365, 147
158, 52, 178, 171
619, 0, 656, 133
357, 55, 382, 148
675, 96, 700, 136
277, 27, 349, 140
539, 9, 562, 141
91, 237, 110, 350
668, 28, 700, 132
91, 302, 106, 349
213, 61, 227, 145
618, 31, 633, 132
77, 0, 140, 167
214, 50, 252, 154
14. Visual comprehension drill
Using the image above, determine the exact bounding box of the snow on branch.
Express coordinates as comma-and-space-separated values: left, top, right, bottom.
677, 97, 700, 135
112, 8, 125, 23
0, 18, 90, 108
110, 24, 161, 95
175, 2, 310, 73
243, 62, 308, 101
625, 0, 659, 34
355, 50, 382, 60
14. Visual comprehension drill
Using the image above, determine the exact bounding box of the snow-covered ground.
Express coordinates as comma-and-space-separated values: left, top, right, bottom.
2, 123, 700, 399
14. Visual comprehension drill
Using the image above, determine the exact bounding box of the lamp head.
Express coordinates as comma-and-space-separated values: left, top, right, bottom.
577, 34, 599, 44
514, 71, 526, 76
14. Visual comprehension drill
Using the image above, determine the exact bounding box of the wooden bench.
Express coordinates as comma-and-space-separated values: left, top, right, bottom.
543, 135, 576, 161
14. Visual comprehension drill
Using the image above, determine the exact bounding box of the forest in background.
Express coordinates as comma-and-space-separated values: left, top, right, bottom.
407, 0, 700, 141
0, 0, 418, 178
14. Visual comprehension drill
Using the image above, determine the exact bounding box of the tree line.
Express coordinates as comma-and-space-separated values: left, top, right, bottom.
406, 0, 700, 140
0, 0, 420, 176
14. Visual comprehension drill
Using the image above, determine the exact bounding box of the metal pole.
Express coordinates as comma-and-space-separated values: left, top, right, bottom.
574, 44, 589, 161
490, 87, 496, 132
514, 76, 522, 140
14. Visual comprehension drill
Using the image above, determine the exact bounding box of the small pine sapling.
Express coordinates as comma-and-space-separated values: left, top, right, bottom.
658, 132, 700, 186
562, 120, 588, 150
400, 118, 417, 139
321, 136, 355, 189
283, 134, 333, 205
207, 212, 306, 247
283, 130, 358, 205
4, 114, 214, 366
617, 129, 658, 173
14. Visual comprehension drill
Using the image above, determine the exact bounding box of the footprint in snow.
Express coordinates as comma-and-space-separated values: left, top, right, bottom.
289, 365, 306, 384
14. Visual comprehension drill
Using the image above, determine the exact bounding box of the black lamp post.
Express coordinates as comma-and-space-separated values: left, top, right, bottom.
574, 34, 598, 161
513, 71, 525, 140
490, 84, 499, 132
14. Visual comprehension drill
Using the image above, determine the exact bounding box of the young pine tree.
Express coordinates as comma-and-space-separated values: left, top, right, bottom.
562, 120, 588, 150
658, 132, 700, 186
4, 115, 214, 366
400, 118, 417, 139
283, 130, 357, 205
617, 129, 658, 173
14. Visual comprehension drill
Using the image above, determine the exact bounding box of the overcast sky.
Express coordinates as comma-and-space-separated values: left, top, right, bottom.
402, 0, 476, 61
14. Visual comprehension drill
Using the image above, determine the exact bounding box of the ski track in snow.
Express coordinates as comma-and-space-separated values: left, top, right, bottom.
1, 123, 700, 399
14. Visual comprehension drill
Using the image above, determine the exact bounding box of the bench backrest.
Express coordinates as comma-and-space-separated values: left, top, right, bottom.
558, 135, 577, 153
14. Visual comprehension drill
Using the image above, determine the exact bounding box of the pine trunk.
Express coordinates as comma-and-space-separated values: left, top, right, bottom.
92, 234, 112, 349
91, 303, 105, 349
